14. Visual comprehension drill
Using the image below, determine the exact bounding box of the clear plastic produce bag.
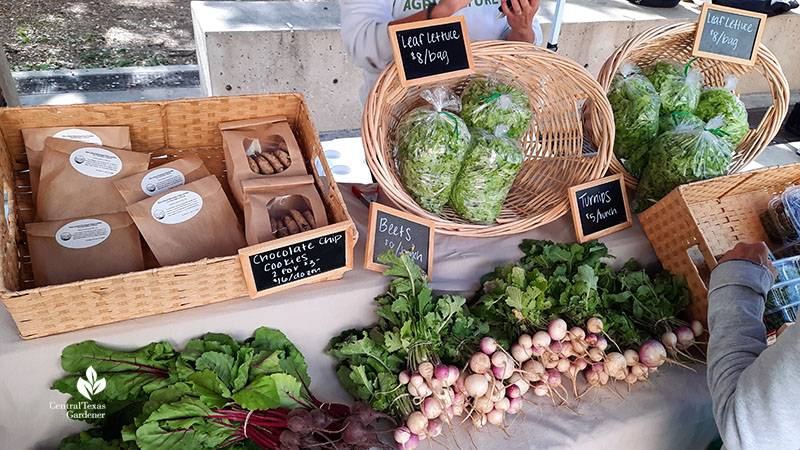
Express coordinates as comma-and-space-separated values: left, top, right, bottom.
659, 111, 705, 134
460, 78, 532, 139
643, 59, 703, 115
607, 63, 661, 178
396, 87, 472, 214
633, 116, 732, 212
696, 76, 750, 149
449, 126, 524, 224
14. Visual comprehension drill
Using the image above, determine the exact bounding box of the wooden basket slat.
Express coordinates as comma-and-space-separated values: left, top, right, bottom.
364, 41, 615, 237
586, 22, 790, 189
0, 94, 356, 339
639, 163, 800, 325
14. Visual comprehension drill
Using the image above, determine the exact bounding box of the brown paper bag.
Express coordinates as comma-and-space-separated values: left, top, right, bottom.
241, 175, 329, 245
114, 155, 211, 206
26, 212, 144, 287
219, 117, 308, 208
36, 137, 150, 221
127, 175, 246, 267
22, 126, 131, 206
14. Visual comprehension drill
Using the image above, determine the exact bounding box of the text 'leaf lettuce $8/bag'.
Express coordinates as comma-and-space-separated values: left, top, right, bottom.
395, 87, 471, 214
449, 126, 523, 224
607, 63, 661, 178
633, 116, 732, 212
460, 78, 532, 139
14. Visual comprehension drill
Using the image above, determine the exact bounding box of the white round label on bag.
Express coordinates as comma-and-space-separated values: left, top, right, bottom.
53, 128, 103, 145
55, 219, 111, 249
151, 190, 203, 225
70, 147, 123, 178
141, 168, 186, 197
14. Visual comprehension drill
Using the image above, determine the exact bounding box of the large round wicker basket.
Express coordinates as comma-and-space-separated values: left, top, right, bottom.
586, 22, 790, 190
363, 41, 615, 237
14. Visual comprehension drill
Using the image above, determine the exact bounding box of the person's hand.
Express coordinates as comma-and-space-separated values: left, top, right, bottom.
718, 242, 777, 276
432, 0, 472, 17
502, 0, 540, 43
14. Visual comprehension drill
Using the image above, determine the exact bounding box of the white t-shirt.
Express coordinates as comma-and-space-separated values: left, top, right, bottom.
341, 0, 543, 102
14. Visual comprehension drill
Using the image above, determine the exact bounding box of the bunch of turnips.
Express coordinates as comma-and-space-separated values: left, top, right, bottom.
607, 59, 749, 212
395, 80, 531, 224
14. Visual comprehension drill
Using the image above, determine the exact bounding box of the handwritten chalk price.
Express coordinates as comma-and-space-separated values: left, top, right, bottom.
388, 16, 475, 87
692, 3, 766, 66
568, 174, 632, 243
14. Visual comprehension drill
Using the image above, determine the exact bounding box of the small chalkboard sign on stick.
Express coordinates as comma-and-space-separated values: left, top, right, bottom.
568, 174, 632, 243
388, 16, 475, 87
364, 203, 435, 276
239, 222, 354, 299
692, 3, 766, 66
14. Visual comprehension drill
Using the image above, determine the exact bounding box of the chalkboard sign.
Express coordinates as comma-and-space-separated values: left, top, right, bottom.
388, 16, 475, 87
364, 203, 435, 276
692, 3, 766, 66
239, 223, 354, 298
568, 174, 632, 243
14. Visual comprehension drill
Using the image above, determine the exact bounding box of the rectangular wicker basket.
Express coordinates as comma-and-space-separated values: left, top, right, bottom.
639, 163, 800, 325
0, 94, 357, 339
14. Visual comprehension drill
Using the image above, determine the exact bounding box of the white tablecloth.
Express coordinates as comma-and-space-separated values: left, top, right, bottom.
0, 185, 716, 449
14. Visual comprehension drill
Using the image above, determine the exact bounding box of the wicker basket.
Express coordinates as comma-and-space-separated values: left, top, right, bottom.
639, 163, 800, 325
363, 41, 615, 237
0, 94, 357, 339
586, 22, 790, 189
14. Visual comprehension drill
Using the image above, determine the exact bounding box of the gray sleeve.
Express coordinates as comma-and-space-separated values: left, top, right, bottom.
707, 259, 800, 450
339, 0, 395, 73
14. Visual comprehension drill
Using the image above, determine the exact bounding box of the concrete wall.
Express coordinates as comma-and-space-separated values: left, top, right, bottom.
192, 1, 799, 132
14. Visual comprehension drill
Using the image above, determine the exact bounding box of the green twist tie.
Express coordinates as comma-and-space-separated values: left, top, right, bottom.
478, 92, 502, 103
705, 127, 731, 138
672, 111, 691, 125
438, 111, 459, 140
684, 57, 700, 77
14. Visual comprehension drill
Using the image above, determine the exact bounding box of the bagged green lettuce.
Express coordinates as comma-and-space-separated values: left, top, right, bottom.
696, 76, 749, 148
633, 116, 732, 212
460, 78, 532, 138
396, 87, 471, 214
659, 111, 705, 134
643, 60, 703, 115
449, 126, 523, 224
607, 63, 661, 178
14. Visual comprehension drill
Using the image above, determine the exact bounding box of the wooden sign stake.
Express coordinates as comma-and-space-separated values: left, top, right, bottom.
364, 202, 435, 276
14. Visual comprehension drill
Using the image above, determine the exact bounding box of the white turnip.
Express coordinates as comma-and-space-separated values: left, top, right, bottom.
406, 412, 428, 436
532, 381, 549, 397
426, 419, 442, 438
588, 347, 604, 362
506, 384, 521, 399
434, 365, 449, 382
473, 396, 494, 414
623, 349, 639, 366
398, 433, 419, 450
638, 340, 667, 368
518, 334, 533, 348
480, 337, 498, 355
587, 317, 603, 334
690, 320, 704, 337
507, 396, 523, 414
585, 333, 598, 346
399, 371, 410, 385
492, 364, 514, 380
675, 327, 695, 349
569, 326, 586, 341
464, 373, 489, 398
418, 362, 434, 382
422, 397, 442, 420
522, 359, 545, 382
494, 397, 510, 412
532, 331, 551, 349
410, 374, 425, 388
511, 343, 532, 363
560, 341, 574, 358
394, 427, 412, 445
470, 352, 491, 374
491, 351, 508, 368
487, 408, 504, 426
549, 318, 568, 341
549, 340, 563, 355
447, 366, 460, 386
595, 336, 608, 351
556, 358, 571, 373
